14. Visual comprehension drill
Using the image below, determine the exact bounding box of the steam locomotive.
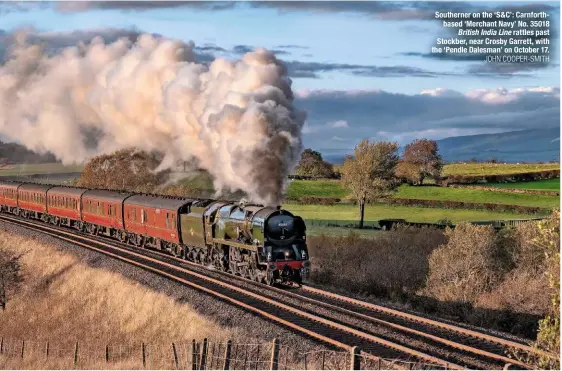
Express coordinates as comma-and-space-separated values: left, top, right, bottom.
0, 181, 310, 286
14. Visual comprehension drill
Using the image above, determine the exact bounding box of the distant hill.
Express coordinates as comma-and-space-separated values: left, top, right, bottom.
321, 128, 560, 164
0, 141, 57, 164
436, 127, 560, 163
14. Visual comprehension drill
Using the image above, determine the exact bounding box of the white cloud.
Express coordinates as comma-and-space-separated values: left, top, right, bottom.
332, 136, 344, 141
296, 85, 560, 149
328, 120, 348, 128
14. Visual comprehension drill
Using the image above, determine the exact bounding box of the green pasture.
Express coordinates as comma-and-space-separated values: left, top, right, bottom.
0, 162, 83, 176
394, 184, 559, 209
286, 179, 345, 199
442, 163, 559, 176
485, 178, 560, 191
283, 203, 537, 225
306, 225, 381, 238
286, 181, 559, 209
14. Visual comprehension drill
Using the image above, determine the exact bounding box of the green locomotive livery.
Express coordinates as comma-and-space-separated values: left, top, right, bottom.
178, 199, 310, 285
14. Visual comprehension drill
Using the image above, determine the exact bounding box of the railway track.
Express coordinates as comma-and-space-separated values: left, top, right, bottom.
0, 213, 553, 370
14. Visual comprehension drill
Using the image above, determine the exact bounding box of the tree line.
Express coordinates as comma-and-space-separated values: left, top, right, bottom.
295, 139, 443, 228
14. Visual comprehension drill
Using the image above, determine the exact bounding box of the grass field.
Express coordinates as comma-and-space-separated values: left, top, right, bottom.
286, 181, 559, 208
0, 162, 83, 176
306, 225, 381, 238
283, 203, 537, 225
485, 178, 560, 190
442, 163, 559, 176
395, 184, 559, 209
286, 179, 345, 198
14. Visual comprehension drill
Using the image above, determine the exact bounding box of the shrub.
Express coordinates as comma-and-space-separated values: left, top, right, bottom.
421, 224, 505, 304
308, 226, 446, 299
77, 148, 170, 192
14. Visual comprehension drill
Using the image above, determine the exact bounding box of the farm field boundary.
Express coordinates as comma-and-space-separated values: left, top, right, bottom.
0, 336, 404, 370
448, 184, 559, 196
284, 196, 552, 214
304, 216, 548, 231
440, 169, 560, 186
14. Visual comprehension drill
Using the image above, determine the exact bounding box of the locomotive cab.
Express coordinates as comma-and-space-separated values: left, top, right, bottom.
264, 211, 309, 285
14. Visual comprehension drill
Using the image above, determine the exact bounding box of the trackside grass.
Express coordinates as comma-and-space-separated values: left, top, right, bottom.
0, 229, 233, 364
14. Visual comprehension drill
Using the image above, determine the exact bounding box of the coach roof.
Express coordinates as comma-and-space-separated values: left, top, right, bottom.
0, 181, 23, 189
18, 183, 54, 193
48, 186, 89, 197
125, 194, 197, 211
83, 189, 133, 203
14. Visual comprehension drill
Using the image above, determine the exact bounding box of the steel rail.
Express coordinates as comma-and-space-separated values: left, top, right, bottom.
0, 214, 462, 370
110, 236, 535, 369
302, 285, 558, 361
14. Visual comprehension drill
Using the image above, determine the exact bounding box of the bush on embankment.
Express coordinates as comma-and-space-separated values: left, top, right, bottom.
308, 211, 560, 339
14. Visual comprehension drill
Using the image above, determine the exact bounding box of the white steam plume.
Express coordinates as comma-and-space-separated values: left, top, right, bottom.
0, 30, 305, 205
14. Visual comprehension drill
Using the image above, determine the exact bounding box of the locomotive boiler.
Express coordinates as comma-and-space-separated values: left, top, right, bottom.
180, 199, 310, 285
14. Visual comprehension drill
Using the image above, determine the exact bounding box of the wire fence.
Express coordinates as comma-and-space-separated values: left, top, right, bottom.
0, 336, 451, 370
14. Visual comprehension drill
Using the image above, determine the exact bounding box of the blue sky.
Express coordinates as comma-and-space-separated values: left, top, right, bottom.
3, 1, 559, 93
1, 1, 560, 158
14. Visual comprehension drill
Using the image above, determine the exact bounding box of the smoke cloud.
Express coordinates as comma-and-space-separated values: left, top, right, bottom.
0, 29, 305, 205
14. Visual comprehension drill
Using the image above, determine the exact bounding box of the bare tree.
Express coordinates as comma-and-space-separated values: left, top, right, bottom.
341, 139, 399, 228
0, 248, 24, 311
397, 139, 443, 185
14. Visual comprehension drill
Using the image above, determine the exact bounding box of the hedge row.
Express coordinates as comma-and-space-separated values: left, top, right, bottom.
288, 175, 340, 180
284, 196, 342, 205
439, 170, 560, 185
283, 195, 549, 214
384, 198, 548, 214
447, 184, 559, 196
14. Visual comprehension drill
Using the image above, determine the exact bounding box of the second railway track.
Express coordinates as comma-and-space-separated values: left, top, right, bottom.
0, 213, 552, 370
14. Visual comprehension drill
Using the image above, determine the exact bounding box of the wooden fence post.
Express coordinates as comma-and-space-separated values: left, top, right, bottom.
349, 346, 360, 370
209, 342, 216, 369
191, 340, 197, 370
200, 338, 208, 370
20, 340, 25, 359
223, 340, 232, 370
106, 345, 109, 363
172, 343, 179, 369
270, 338, 279, 371
74, 342, 79, 367
142, 342, 146, 368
